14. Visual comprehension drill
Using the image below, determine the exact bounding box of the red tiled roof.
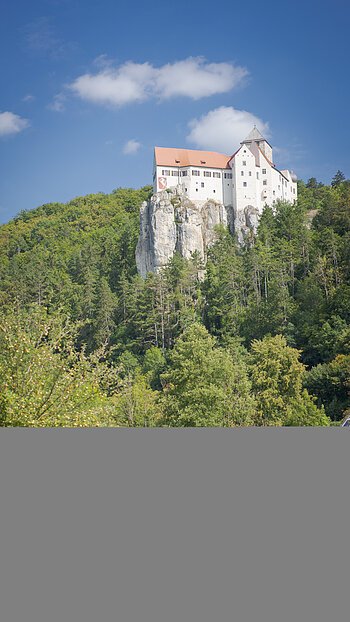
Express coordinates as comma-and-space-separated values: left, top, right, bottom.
154, 147, 231, 169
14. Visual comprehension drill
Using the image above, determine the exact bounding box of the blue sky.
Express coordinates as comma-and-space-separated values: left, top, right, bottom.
1, 0, 349, 222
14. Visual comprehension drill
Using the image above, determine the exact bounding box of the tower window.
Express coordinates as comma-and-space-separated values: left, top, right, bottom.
262, 168, 266, 174
243, 161, 247, 166
243, 182, 247, 187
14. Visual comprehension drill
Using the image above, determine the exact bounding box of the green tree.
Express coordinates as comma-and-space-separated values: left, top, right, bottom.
305, 354, 350, 421
203, 227, 245, 338
92, 277, 118, 348
161, 323, 256, 426
113, 374, 163, 427
331, 170, 346, 187
0, 306, 115, 427
143, 347, 167, 390
249, 335, 329, 426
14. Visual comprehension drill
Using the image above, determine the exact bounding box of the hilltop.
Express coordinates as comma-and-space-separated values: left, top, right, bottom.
0, 175, 350, 426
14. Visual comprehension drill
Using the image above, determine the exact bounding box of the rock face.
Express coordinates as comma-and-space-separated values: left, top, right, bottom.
235, 205, 260, 245
136, 186, 233, 278
136, 185, 251, 277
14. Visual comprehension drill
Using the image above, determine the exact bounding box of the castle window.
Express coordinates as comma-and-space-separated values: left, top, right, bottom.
192, 170, 200, 176
213, 190, 216, 193
256, 172, 259, 179
262, 168, 266, 174
201, 182, 204, 188
224, 172, 232, 179
213, 172, 221, 178
162, 169, 171, 176
171, 170, 178, 176
181, 170, 188, 176
249, 171, 252, 176
203, 171, 211, 177
243, 182, 247, 187
243, 161, 247, 166
263, 180, 267, 186
273, 190, 275, 195
241, 171, 244, 176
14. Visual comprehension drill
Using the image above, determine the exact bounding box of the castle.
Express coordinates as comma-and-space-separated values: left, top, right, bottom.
153, 127, 297, 218
136, 128, 297, 277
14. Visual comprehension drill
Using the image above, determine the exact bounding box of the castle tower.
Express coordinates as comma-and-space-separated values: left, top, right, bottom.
241, 126, 273, 164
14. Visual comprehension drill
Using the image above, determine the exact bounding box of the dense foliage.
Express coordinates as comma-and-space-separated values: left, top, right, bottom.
1, 176, 350, 426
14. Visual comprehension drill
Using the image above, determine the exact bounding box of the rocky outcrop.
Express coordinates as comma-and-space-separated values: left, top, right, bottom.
136, 186, 234, 278
235, 205, 260, 245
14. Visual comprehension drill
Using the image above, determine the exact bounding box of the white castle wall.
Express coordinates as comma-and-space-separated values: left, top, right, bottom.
153, 132, 298, 236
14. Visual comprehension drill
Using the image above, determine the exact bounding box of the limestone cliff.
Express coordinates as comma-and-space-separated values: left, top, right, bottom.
135, 186, 232, 277
135, 185, 259, 277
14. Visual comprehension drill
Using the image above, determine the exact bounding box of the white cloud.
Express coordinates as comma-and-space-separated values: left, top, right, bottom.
155, 58, 247, 100
69, 57, 248, 107
123, 139, 141, 155
187, 106, 270, 154
23, 94, 35, 102
47, 93, 66, 112
0, 112, 29, 137
70, 62, 154, 106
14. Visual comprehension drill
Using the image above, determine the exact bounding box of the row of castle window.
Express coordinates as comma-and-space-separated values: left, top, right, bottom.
240, 170, 270, 179
160, 169, 294, 190
160, 169, 288, 181
161, 169, 225, 178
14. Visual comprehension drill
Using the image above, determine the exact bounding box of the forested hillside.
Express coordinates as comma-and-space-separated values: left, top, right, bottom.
1, 173, 350, 426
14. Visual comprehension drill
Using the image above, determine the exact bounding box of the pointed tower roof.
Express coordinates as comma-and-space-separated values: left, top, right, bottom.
241, 125, 272, 147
